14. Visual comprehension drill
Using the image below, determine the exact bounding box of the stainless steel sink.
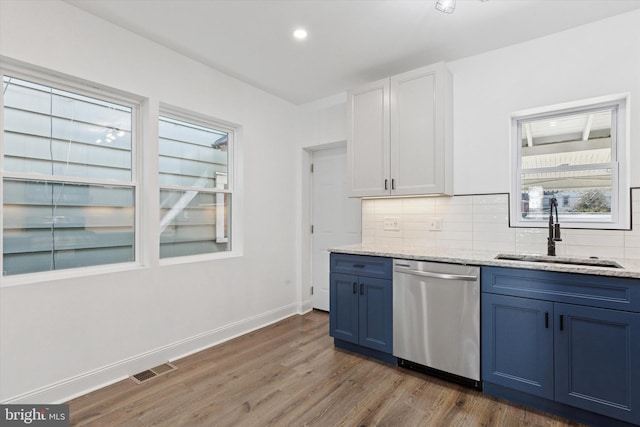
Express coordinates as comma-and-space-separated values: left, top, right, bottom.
495, 253, 623, 269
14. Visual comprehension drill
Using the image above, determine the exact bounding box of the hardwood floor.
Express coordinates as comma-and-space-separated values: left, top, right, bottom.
68, 311, 584, 426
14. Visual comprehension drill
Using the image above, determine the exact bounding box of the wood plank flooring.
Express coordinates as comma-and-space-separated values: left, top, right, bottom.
68, 311, 584, 426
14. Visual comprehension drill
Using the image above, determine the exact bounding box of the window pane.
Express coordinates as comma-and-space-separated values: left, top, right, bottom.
2, 179, 135, 276
3, 76, 132, 181
512, 96, 627, 229
159, 116, 228, 189
159, 190, 230, 258
520, 168, 612, 223
520, 109, 612, 170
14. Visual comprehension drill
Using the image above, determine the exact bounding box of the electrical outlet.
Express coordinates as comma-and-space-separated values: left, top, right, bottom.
383, 217, 400, 231
428, 217, 443, 231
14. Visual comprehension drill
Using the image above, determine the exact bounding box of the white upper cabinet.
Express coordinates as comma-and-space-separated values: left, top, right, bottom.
347, 78, 390, 197
347, 62, 452, 197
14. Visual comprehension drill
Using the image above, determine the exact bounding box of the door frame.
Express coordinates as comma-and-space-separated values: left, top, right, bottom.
299, 140, 348, 314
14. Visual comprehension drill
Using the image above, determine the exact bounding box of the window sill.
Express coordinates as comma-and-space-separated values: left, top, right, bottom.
510, 220, 630, 231
159, 250, 243, 267
0, 262, 145, 288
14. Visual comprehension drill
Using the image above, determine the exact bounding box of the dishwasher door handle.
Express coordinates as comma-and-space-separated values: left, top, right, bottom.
394, 267, 478, 281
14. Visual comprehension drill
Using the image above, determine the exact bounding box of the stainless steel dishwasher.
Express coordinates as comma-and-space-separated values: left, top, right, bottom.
393, 259, 481, 389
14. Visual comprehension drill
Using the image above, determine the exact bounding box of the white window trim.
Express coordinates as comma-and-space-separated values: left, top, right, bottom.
0, 64, 143, 283
509, 93, 630, 230
158, 104, 242, 265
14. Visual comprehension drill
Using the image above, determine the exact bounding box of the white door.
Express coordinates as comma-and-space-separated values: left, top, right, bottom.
312, 146, 361, 311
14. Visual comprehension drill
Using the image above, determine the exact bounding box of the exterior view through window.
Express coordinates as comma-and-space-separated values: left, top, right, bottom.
159, 115, 231, 259
2, 76, 135, 276
511, 96, 628, 229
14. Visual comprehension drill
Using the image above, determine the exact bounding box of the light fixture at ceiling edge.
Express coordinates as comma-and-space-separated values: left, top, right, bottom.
435, 0, 456, 14
436, 0, 488, 14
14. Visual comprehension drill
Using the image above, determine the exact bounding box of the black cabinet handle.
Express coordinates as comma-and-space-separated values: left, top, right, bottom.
384, 179, 388, 190
360, 283, 364, 295
391, 178, 395, 190
352, 264, 365, 268
352, 282, 357, 294
559, 314, 564, 331
545, 312, 549, 329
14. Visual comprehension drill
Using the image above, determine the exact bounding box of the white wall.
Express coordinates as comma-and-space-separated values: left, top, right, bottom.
449, 9, 640, 194
293, 93, 348, 312
0, 0, 300, 403
296, 93, 348, 148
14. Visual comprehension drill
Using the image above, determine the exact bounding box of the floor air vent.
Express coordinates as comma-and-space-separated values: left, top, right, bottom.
130, 362, 177, 384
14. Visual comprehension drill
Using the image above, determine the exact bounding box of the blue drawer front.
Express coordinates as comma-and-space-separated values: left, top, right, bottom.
482, 266, 640, 313
330, 253, 392, 279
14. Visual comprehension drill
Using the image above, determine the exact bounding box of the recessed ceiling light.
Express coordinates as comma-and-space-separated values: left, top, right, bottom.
435, 0, 456, 14
293, 28, 308, 40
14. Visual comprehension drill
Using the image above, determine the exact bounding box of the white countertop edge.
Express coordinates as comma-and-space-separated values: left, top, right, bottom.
329, 244, 640, 279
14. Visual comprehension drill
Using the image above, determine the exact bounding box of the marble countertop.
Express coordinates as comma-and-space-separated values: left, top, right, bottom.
329, 244, 640, 279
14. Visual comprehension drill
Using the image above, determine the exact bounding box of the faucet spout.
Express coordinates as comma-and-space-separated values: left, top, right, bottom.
547, 197, 562, 256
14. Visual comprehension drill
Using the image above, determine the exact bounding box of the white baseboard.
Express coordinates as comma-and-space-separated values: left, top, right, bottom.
2, 303, 299, 404
298, 298, 314, 314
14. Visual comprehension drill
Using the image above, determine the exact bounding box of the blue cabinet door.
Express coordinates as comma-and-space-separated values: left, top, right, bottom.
329, 273, 359, 344
358, 277, 393, 354
555, 303, 640, 425
482, 293, 554, 399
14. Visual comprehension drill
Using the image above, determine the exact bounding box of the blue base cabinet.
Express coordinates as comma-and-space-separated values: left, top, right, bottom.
554, 303, 640, 422
482, 267, 640, 426
482, 293, 554, 399
329, 253, 394, 362
330, 272, 360, 344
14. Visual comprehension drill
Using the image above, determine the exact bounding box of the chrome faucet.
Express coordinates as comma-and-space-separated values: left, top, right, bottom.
547, 197, 562, 256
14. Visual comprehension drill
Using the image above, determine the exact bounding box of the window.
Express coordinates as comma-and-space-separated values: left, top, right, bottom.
158, 113, 232, 259
2, 74, 137, 276
510, 95, 629, 229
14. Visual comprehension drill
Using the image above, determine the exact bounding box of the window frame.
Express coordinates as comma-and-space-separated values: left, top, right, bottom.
509, 94, 630, 230
158, 105, 237, 262
0, 64, 142, 282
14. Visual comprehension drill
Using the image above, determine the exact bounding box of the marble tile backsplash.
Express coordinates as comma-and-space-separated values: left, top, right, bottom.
361, 189, 640, 260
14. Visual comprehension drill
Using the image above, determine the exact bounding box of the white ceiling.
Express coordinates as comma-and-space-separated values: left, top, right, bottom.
65, 0, 640, 105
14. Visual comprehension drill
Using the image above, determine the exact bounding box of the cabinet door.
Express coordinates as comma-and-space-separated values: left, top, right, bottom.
390, 63, 451, 196
329, 273, 359, 344
358, 277, 393, 354
555, 303, 640, 424
482, 293, 554, 399
347, 78, 390, 197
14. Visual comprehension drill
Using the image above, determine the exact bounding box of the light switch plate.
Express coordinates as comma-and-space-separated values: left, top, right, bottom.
383, 217, 400, 231
428, 217, 443, 231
